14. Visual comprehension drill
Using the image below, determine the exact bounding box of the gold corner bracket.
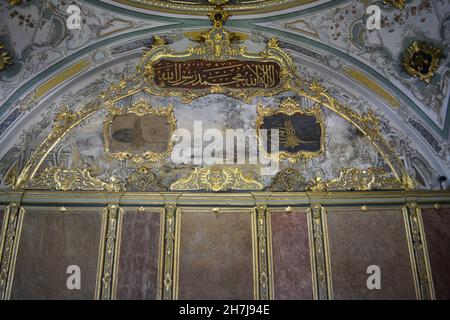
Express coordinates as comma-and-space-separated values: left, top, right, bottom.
402, 203, 435, 300
0, 202, 25, 300
306, 205, 333, 300
96, 204, 124, 300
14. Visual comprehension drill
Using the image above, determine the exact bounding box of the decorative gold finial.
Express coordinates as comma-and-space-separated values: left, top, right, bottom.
208, 5, 230, 28
208, 0, 230, 6
285, 206, 294, 214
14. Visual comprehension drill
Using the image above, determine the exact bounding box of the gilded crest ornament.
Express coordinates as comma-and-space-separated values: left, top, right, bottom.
103, 99, 177, 163
266, 167, 306, 191
256, 98, 325, 163
126, 167, 168, 192
384, 0, 406, 9
170, 167, 263, 191
7, 0, 21, 7
402, 41, 443, 83
0, 42, 12, 72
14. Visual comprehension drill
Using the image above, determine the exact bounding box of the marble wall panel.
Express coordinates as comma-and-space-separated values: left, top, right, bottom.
177, 209, 254, 300
326, 209, 416, 300
116, 210, 161, 300
421, 208, 450, 300
270, 211, 312, 300
11, 210, 102, 300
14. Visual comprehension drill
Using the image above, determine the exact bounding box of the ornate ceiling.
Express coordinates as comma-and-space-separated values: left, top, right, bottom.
107, 0, 321, 15
0, 0, 449, 189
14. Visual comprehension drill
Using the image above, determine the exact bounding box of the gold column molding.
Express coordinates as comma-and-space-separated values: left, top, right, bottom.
402, 203, 435, 300
306, 205, 333, 300
96, 204, 123, 300
253, 204, 274, 300
159, 203, 180, 300
0, 203, 25, 300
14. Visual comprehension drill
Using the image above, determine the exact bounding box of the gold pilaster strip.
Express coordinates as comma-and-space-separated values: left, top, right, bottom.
254, 205, 273, 300
96, 204, 123, 300
160, 203, 179, 300
306, 205, 333, 300
403, 203, 435, 300
0, 202, 25, 300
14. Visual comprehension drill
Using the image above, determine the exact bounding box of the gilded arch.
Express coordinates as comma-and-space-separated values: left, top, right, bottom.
13, 7, 414, 190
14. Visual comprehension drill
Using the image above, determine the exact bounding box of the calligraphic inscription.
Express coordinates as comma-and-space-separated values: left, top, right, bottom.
153, 59, 281, 89
260, 113, 322, 155
110, 113, 170, 154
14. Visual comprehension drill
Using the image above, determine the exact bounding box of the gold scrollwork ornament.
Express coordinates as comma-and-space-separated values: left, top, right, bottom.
0, 42, 12, 72
384, 0, 406, 9
170, 167, 263, 191
403, 41, 443, 83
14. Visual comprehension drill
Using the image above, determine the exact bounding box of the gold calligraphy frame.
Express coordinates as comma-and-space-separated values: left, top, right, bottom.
13, 7, 414, 190
256, 98, 325, 162
103, 99, 177, 163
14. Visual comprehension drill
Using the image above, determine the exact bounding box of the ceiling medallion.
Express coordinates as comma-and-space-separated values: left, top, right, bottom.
111, 0, 318, 16
384, 0, 406, 10
402, 41, 443, 83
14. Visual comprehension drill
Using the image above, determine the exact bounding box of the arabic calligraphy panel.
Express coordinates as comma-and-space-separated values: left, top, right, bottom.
153, 59, 281, 90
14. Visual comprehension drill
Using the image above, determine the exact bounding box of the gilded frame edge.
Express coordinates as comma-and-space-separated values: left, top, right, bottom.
103, 99, 177, 164
256, 97, 325, 163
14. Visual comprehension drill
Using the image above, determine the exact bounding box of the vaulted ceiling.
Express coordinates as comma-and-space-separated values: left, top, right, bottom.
0, 0, 449, 187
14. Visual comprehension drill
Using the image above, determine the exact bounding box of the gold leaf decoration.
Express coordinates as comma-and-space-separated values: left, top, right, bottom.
384, 0, 406, 10
26, 167, 125, 192
266, 167, 306, 191
126, 167, 167, 192
0, 42, 12, 71
306, 167, 404, 192
402, 41, 443, 83
170, 167, 263, 191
